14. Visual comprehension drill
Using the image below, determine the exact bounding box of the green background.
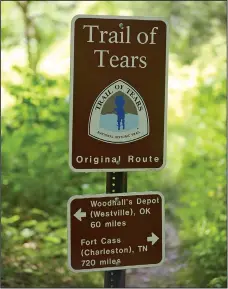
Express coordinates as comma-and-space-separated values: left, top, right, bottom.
1, 1, 227, 288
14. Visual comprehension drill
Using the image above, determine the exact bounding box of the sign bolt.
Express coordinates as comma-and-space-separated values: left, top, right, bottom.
119, 23, 124, 29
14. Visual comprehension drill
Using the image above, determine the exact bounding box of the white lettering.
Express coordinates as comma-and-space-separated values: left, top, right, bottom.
120, 55, 129, 68
109, 31, 118, 43
137, 197, 160, 205
94, 50, 109, 67
131, 56, 138, 68
76, 156, 83, 163
100, 30, 108, 43
128, 155, 134, 162
81, 239, 97, 246
101, 238, 121, 244
137, 32, 149, 44
83, 25, 99, 42
150, 27, 158, 44
110, 55, 119, 67
139, 56, 147, 68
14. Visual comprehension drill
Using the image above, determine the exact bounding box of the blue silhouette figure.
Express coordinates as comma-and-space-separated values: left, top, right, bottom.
114, 95, 125, 130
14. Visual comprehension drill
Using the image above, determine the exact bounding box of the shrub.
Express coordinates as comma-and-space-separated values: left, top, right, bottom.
176, 68, 227, 287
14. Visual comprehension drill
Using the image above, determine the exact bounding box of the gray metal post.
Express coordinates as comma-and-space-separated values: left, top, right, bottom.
104, 172, 127, 288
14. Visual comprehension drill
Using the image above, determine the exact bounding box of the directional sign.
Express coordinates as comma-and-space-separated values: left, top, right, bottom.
68, 192, 165, 272
69, 15, 169, 172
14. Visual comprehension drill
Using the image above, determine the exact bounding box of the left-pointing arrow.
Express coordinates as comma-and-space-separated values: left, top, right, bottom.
74, 208, 86, 221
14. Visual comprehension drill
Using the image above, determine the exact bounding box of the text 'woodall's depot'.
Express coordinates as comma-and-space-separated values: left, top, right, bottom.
68, 192, 165, 272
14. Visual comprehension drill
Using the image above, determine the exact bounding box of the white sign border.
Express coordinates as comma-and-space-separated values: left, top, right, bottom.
69, 15, 169, 173
67, 191, 165, 273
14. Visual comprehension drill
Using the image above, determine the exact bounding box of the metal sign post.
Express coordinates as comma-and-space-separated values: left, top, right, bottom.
104, 172, 127, 288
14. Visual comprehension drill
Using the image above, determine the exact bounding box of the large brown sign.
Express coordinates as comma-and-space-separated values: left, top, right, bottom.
68, 192, 165, 272
69, 15, 168, 172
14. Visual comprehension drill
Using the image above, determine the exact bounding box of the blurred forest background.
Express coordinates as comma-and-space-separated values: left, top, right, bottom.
1, 1, 227, 288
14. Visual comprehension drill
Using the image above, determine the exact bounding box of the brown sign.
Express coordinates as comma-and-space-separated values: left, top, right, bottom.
69, 15, 168, 172
68, 192, 165, 272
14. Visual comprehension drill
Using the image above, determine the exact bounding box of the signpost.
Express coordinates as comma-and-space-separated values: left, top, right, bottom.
69, 14, 168, 288
69, 15, 168, 172
68, 191, 165, 273
104, 172, 127, 287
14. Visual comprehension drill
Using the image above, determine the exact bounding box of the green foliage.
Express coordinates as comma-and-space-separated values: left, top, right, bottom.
168, 1, 226, 64
88, 1, 226, 64
1, 204, 103, 288
1, 1, 78, 70
208, 276, 227, 288
175, 57, 227, 287
2, 1, 226, 68
2, 67, 105, 213
2, 67, 68, 211
1, 1, 24, 49
1, 69, 105, 287
1, 1, 227, 287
